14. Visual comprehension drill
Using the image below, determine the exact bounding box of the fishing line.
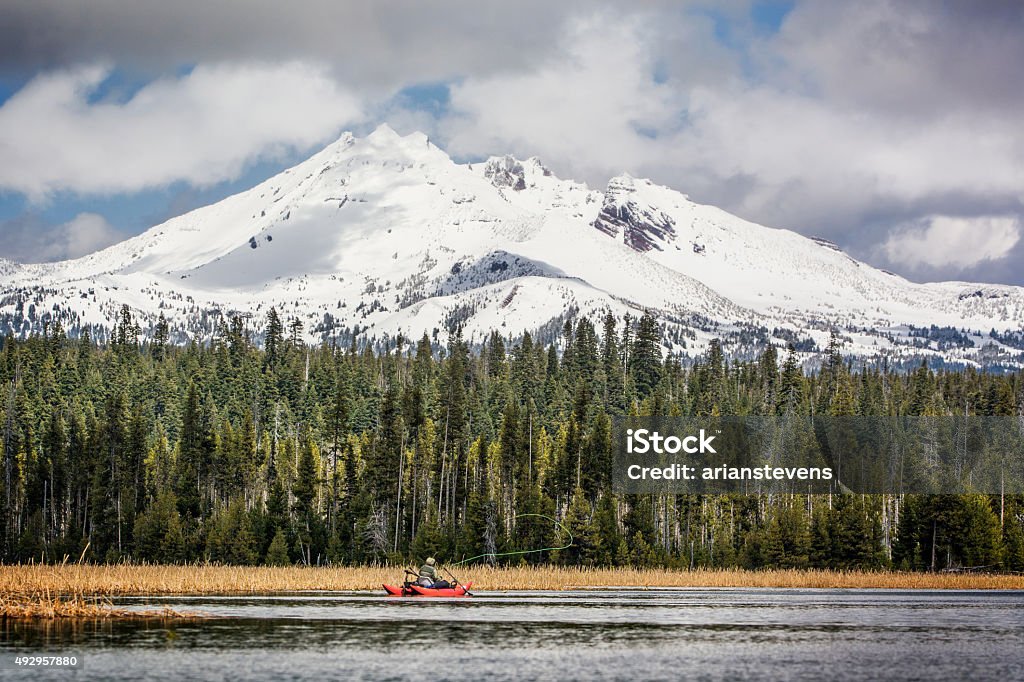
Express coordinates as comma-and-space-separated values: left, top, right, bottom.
450, 513, 573, 567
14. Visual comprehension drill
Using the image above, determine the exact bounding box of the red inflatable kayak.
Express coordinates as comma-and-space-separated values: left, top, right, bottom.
383, 582, 472, 597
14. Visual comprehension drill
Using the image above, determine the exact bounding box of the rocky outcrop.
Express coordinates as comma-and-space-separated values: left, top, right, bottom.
483, 156, 527, 191
592, 175, 676, 252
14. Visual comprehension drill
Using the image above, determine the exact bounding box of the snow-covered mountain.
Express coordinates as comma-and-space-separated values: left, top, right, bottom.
3, 124, 1023, 368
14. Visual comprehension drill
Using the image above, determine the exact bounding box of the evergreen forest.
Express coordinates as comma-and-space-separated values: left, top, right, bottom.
2, 306, 1023, 573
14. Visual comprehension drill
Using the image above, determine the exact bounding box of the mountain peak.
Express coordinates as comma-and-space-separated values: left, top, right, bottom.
318, 131, 356, 158
358, 125, 442, 163
4, 125, 1024, 368
367, 122, 401, 140
523, 156, 550, 170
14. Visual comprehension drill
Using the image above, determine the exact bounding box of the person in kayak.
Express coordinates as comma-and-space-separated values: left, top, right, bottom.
416, 557, 452, 589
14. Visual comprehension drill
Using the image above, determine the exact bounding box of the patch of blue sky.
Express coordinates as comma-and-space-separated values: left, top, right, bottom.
0, 74, 32, 105
689, 1, 793, 82
631, 124, 660, 140
697, 0, 793, 48
392, 81, 452, 118
750, 0, 794, 34
84, 63, 197, 105
83, 67, 148, 105
0, 192, 26, 222
652, 60, 670, 85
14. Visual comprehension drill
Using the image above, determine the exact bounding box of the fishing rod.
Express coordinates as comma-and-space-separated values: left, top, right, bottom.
440, 564, 469, 595
450, 513, 574, 567
398, 563, 462, 595
406, 562, 463, 592
399, 513, 572, 594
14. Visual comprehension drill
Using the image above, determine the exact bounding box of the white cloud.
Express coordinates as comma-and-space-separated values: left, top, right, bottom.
882, 215, 1020, 270
1, 1, 1023, 284
429, 2, 1024, 265
663, 85, 1024, 229
440, 14, 690, 183
0, 212, 123, 263
45, 213, 123, 261
0, 62, 363, 199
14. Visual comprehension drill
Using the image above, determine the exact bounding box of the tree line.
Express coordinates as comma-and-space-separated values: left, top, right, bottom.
1, 306, 1023, 572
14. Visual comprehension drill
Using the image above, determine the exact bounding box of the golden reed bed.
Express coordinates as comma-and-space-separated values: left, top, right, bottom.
0, 593, 190, 619
4, 564, 1023, 602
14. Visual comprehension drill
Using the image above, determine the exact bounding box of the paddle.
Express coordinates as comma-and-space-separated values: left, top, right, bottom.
442, 564, 471, 595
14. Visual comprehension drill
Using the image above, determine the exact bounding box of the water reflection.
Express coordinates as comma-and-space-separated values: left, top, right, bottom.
3, 590, 1024, 681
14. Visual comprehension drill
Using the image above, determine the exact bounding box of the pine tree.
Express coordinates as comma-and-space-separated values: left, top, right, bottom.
629, 313, 662, 398
133, 489, 185, 562
176, 382, 210, 519
559, 486, 599, 565
758, 345, 779, 414
777, 346, 803, 415
1003, 498, 1024, 571
594, 493, 621, 565
763, 500, 811, 568
152, 313, 170, 361
266, 528, 291, 566
265, 308, 284, 370
113, 304, 139, 352
293, 434, 318, 516
601, 313, 624, 411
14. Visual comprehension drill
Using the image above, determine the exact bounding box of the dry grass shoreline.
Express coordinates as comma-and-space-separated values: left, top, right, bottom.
3, 564, 1023, 613
4, 564, 1022, 618
0, 591, 193, 620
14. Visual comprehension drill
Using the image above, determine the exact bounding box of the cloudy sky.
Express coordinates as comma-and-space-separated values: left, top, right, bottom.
1, 0, 1022, 285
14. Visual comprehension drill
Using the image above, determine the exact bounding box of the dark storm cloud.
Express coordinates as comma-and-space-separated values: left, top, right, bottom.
771, 0, 1024, 116
0, 0, 591, 91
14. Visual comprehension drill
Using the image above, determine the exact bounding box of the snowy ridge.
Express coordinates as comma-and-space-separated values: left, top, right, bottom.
2, 124, 1023, 368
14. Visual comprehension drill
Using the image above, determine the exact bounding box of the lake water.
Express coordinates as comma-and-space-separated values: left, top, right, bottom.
3, 589, 1024, 680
